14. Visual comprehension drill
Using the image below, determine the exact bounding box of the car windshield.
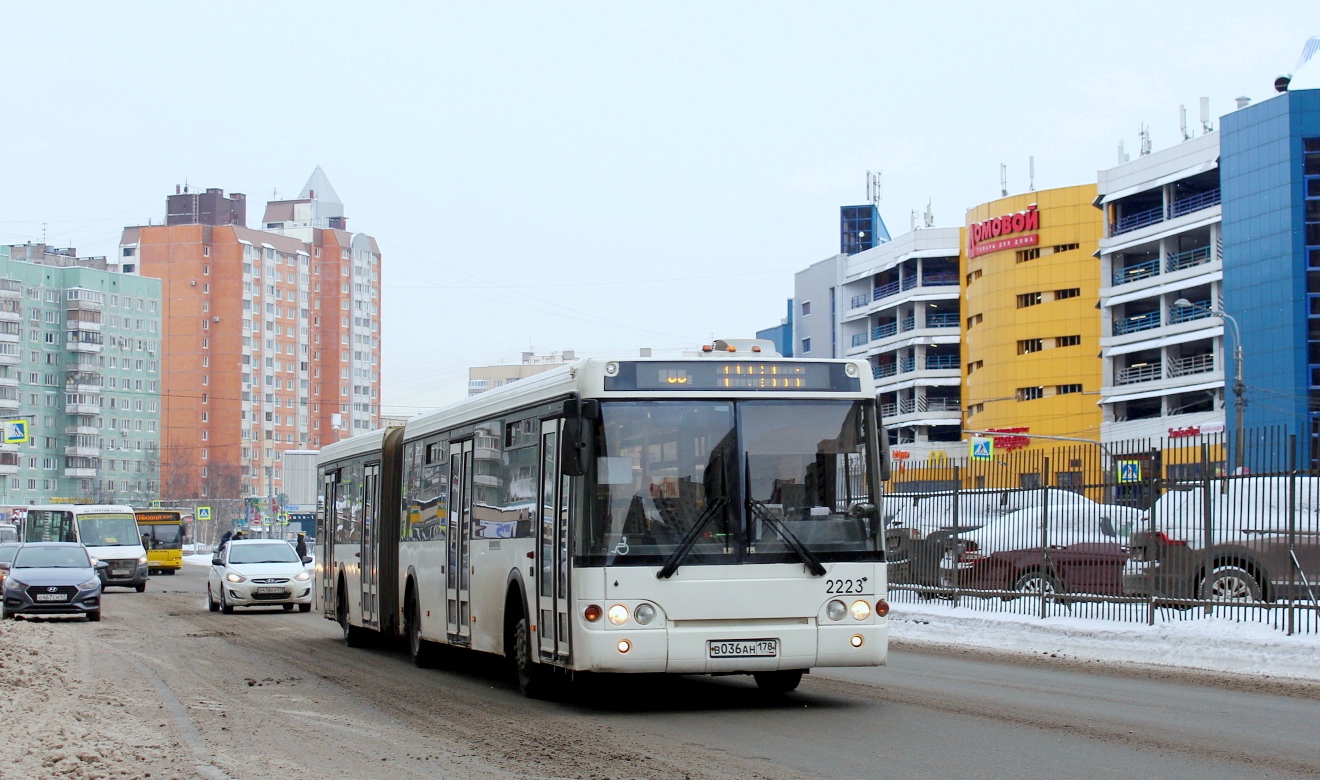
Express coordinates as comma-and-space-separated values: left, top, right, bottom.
77, 515, 141, 547
14, 547, 91, 569
0, 545, 19, 564
142, 524, 182, 549
579, 399, 879, 567
228, 544, 299, 565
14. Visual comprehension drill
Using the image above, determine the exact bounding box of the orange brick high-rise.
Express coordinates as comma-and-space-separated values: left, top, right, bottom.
119, 169, 382, 500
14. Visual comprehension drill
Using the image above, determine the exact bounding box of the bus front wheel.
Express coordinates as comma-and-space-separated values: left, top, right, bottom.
754, 670, 804, 694
512, 616, 550, 698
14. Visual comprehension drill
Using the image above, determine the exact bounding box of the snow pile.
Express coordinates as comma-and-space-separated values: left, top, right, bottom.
0, 618, 192, 779
890, 601, 1320, 682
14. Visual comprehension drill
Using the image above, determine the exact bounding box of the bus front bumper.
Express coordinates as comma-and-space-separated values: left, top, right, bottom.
567, 620, 887, 674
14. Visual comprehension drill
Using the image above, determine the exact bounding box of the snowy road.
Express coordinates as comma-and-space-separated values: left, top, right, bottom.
2, 565, 1316, 779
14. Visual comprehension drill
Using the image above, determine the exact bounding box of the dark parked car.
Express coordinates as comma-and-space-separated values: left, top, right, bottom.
1125, 477, 1320, 603
0, 542, 21, 587
942, 504, 1143, 596
1, 542, 104, 621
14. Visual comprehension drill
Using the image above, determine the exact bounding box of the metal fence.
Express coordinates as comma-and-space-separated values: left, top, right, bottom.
883, 428, 1320, 635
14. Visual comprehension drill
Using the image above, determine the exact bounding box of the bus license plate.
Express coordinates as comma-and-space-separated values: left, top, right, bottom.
257, 587, 285, 594
708, 639, 778, 658
36, 593, 68, 602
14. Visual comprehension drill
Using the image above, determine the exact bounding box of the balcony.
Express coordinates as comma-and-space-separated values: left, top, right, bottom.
0, 300, 21, 321
65, 371, 103, 392
66, 331, 104, 353
1168, 353, 1215, 377
873, 322, 897, 340
925, 354, 959, 370
1112, 206, 1164, 236
1170, 189, 1220, 218
1112, 257, 1160, 286
64, 444, 102, 458
1167, 299, 1213, 325
0, 344, 20, 365
898, 357, 915, 373
900, 316, 916, 332
874, 364, 897, 379
924, 312, 960, 328
850, 294, 869, 309
1166, 245, 1213, 273
0, 279, 21, 298
882, 396, 961, 420
920, 271, 959, 287
0, 451, 17, 475
1116, 363, 1162, 385
851, 332, 868, 347
64, 467, 98, 478
1113, 311, 1162, 336
0, 386, 17, 412
66, 316, 102, 332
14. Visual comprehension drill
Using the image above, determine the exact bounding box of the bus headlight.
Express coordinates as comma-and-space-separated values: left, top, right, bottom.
850, 600, 871, 620
607, 604, 629, 625
826, 600, 847, 621
634, 603, 656, 625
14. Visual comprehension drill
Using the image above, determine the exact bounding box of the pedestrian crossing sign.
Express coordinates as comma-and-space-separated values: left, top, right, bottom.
1118, 461, 1141, 483
2, 419, 28, 444
969, 437, 993, 461
197, 506, 212, 521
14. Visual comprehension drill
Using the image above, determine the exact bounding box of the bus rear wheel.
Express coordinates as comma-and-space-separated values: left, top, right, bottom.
407, 595, 441, 668
337, 584, 368, 648
754, 670, 804, 694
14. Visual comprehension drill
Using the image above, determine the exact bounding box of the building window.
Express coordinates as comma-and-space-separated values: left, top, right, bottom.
801, 337, 811, 354
966, 269, 982, 284
966, 313, 983, 329
1016, 292, 1042, 308
1056, 335, 1081, 347
1055, 287, 1081, 300
1053, 243, 1080, 254
1016, 248, 1041, 263
1017, 338, 1043, 354
1016, 386, 1044, 401
1056, 384, 1083, 395
967, 360, 983, 373
801, 301, 811, 316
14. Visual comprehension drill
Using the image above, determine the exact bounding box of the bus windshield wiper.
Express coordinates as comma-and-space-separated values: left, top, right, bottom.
656, 497, 728, 580
749, 500, 827, 577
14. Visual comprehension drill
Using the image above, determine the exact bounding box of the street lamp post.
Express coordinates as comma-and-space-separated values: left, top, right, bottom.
1174, 298, 1245, 472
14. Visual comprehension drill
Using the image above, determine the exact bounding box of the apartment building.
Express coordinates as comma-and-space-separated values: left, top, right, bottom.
119, 170, 381, 500
0, 244, 161, 506
468, 350, 576, 396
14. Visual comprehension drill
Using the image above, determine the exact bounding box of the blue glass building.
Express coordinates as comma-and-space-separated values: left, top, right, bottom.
1220, 87, 1320, 452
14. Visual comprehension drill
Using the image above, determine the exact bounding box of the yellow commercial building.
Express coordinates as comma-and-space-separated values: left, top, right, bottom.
960, 184, 1104, 487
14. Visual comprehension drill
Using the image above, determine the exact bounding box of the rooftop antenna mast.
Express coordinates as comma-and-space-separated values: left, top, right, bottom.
1117, 139, 1130, 164
866, 170, 882, 207
1200, 97, 1213, 134
1139, 124, 1152, 156
1180, 105, 1191, 141
924, 199, 934, 228
1028, 156, 1036, 192
1000, 163, 1007, 197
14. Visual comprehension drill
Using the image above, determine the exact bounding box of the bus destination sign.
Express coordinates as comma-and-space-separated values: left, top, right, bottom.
604, 361, 860, 392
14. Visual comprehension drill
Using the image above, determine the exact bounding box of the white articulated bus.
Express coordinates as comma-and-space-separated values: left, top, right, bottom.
316, 340, 890, 696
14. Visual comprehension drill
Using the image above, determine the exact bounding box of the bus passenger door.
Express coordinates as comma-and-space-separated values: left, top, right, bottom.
360, 463, 380, 629
320, 472, 338, 619
446, 440, 474, 644
537, 422, 571, 662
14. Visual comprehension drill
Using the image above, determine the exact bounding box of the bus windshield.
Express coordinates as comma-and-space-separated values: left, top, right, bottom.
77, 514, 140, 547
142, 523, 183, 549
580, 399, 878, 567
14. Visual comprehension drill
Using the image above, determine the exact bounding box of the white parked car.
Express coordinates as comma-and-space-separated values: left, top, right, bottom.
208, 539, 313, 614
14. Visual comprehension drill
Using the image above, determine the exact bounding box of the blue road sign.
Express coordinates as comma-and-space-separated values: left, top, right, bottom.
1118, 461, 1141, 483
970, 437, 992, 461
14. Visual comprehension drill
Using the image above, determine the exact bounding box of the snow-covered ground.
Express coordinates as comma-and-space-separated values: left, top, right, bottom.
890, 600, 1320, 682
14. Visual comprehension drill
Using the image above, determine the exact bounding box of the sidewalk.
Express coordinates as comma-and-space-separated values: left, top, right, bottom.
889, 601, 1320, 682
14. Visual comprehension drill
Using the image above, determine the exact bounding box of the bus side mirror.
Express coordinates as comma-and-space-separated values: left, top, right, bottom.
562, 417, 586, 477
848, 502, 877, 519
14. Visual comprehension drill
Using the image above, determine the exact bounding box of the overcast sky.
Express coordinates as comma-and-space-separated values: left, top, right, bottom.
1, 2, 1314, 414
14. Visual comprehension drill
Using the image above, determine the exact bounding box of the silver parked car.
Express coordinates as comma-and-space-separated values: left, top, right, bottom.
1, 542, 105, 621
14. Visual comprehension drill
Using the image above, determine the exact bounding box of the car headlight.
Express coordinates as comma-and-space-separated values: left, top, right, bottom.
78, 578, 100, 590
294, 570, 311, 581
225, 572, 247, 583
607, 604, 629, 625
5, 578, 26, 590
88, 557, 99, 566
850, 600, 871, 620
826, 599, 847, 621
137, 556, 148, 565
634, 603, 656, 625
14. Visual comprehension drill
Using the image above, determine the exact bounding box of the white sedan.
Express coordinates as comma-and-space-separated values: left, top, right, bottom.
208, 539, 313, 614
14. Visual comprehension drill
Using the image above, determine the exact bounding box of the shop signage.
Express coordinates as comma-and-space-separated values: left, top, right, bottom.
968, 204, 1040, 258
986, 426, 1030, 451
890, 450, 910, 460
1168, 422, 1224, 439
